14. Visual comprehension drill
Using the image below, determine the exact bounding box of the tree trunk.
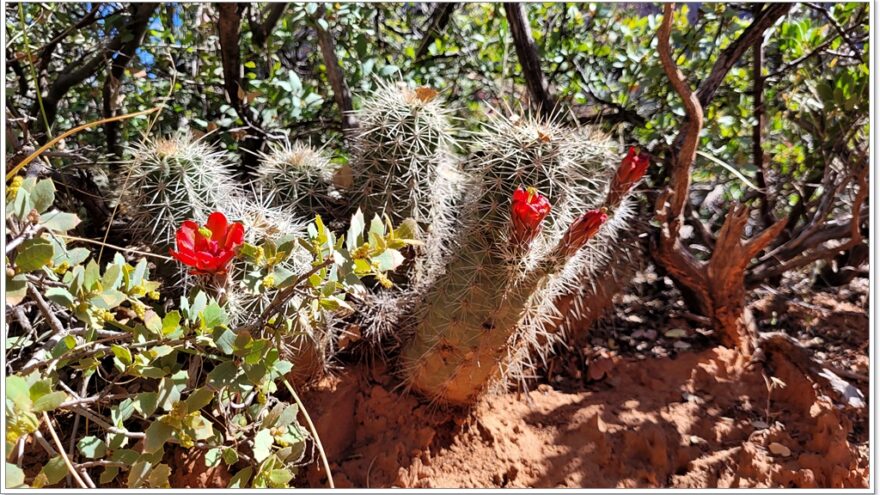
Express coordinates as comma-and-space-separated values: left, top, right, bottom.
314, 6, 357, 131
503, 3, 555, 118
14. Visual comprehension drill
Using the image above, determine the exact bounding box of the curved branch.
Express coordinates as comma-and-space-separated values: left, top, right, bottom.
656, 3, 703, 231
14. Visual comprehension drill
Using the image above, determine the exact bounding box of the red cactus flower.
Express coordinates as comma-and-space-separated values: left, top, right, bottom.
170, 212, 244, 274
607, 146, 650, 206
559, 208, 608, 258
511, 186, 551, 245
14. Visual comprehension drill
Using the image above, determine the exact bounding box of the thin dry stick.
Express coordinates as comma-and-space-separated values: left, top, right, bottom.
5, 107, 160, 181
283, 378, 334, 489
42, 412, 91, 488
57, 233, 173, 261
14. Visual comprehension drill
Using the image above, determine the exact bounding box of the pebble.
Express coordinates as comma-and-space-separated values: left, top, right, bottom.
768, 442, 792, 457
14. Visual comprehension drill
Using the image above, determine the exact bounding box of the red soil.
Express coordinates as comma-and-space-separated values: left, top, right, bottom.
303, 343, 868, 488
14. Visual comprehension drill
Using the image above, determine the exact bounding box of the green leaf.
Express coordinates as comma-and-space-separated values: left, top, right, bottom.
40, 211, 81, 232
90, 289, 126, 309
222, 447, 239, 465
212, 327, 236, 354
83, 260, 101, 291
204, 447, 223, 468
111, 345, 133, 366
162, 311, 181, 336
32, 391, 68, 412
44, 287, 75, 307
99, 466, 119, 484
15, 238, 54, 273
133, 392, 159, 417
6, 376, 32, 411
36, 456, 68, 486
156, 370, 187, 411
127, 460, 152, 488
143, 311, 163, 335
5, 274, 27, 306
201, 302, 226, 328
143, 421, 174, 453
77, 436, 107, 459
185, 387, 214, 413
50, 335, 76, 359
207, 361, 239, 388
372, 248, 405, 272
147, 463, 171, 488
30, 180, 56, 214
346, 208, 365, 252
253, 428, 274, 463
111, 398, 135, 425
268, 468, 294, 487
11, 188, 32, 219
227, 466, 253, 488
102, 263, 123, 290
5, 462, 26, 488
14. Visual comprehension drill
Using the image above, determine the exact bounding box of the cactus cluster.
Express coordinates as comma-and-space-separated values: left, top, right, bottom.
117, 81, 644, 404
119, 133, 337, 382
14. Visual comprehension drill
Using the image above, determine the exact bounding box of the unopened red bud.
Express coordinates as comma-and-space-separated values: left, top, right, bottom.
510, 186, 551, 246
559, 208, 608, 258
607, 147, 650, 206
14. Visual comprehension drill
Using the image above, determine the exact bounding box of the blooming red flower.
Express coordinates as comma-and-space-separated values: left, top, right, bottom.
607, 147, 650, 206
559, 208, 608, 258
511, 186, 551, 245
170, 212, 244, 274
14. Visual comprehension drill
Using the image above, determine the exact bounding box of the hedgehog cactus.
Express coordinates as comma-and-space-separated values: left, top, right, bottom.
349, 80, 462, 246
400, 113, 644, 404
120, 132, 238, 246
256, 141, 344, 221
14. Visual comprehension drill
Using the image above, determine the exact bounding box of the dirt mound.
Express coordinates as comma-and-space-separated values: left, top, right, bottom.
302, 346, 868, 488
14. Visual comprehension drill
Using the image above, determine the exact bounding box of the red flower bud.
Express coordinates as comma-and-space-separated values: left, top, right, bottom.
607, 147, 650, 206
559, 208, 608, 258
511, 186, 551, 246
170, 212, 245, 275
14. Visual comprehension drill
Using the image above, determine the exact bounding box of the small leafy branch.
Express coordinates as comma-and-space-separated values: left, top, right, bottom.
4, 176, 413, 488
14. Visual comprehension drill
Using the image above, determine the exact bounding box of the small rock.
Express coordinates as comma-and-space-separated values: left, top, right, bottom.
644, 330, 658, 340
673, 341, 692, 350
665, 328, 688, 338
623, 399, 640, 410
768, 442, 791, 457
689, 435, 706, 445
751, 420, 770, 429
